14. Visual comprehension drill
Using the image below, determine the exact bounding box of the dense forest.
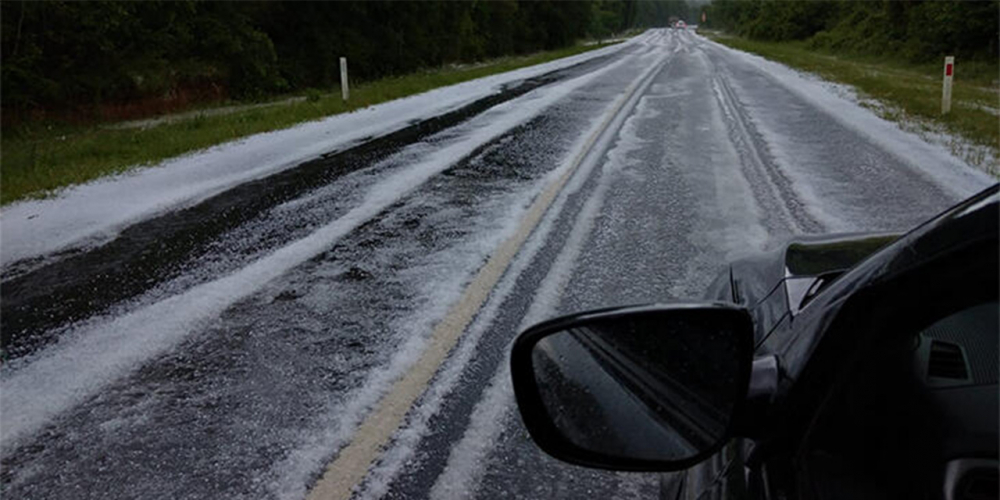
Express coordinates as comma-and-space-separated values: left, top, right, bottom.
4, 1, 996, 125
0, 1, 696, 123
705, 0, 999, 63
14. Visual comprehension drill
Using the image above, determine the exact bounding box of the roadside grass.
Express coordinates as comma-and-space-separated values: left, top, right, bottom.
1, 41, 620, 205
704, 32, 999, 175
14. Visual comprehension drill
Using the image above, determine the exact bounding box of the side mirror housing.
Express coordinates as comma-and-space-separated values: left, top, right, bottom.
510, 303, 754, 471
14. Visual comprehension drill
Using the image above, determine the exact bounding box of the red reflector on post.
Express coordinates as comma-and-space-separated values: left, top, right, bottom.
946, 64, 953, 76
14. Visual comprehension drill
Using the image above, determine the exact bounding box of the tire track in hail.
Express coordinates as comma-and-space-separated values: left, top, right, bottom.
701, 47, 823, 235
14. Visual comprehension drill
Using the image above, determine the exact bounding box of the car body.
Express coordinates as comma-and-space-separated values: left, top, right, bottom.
703, 231, 901, 344
511, 185, 999, 500
675, 21, 687, 29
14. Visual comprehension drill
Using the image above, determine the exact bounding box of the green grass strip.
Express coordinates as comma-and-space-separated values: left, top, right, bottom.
704, 32, 999, 175
1, 42, 620, 205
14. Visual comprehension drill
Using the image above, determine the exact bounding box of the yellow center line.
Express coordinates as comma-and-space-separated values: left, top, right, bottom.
306, 49, 668, 500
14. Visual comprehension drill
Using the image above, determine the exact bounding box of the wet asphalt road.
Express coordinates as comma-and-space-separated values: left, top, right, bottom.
0, 30, 987, 499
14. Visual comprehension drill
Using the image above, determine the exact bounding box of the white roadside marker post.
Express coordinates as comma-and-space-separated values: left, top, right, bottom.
941, 56, 954, 115
340, 57, 350, 102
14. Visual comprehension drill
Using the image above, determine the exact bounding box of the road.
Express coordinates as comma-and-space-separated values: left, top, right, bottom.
0, 29, 991, 499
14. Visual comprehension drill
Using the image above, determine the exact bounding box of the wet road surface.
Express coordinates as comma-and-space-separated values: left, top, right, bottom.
1, 29, 990, 499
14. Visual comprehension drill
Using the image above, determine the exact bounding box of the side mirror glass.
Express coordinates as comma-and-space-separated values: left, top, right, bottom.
510, 304, 753, 471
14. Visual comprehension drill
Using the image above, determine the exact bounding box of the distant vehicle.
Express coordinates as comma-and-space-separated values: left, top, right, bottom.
511, 184, 999, 499
675, 21, 687, 29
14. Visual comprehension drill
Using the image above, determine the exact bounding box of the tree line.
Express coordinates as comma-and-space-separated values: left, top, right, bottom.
705, 0, 999, 63
0, 1, 701, 123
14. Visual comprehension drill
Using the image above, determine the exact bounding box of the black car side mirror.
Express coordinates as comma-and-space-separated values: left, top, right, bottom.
510, 303, 754, 471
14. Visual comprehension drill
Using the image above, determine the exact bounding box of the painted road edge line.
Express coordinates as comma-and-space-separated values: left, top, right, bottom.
305, 51, 668, 500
